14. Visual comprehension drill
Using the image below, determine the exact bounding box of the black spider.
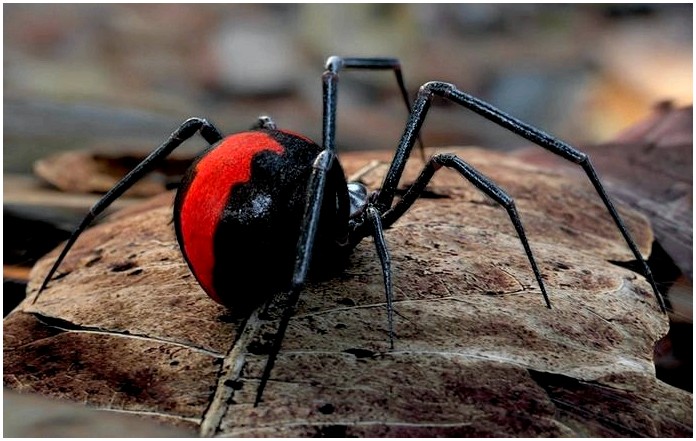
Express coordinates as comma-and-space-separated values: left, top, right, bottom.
33, 56, 666, 407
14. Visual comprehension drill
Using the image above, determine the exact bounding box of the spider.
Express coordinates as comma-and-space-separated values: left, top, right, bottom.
33, 55, 666, 407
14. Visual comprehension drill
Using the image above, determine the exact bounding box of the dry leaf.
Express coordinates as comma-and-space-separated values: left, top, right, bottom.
5, 148, 691, 437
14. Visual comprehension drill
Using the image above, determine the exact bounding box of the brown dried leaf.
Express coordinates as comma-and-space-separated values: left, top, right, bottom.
34, 149, 193, 197
6, 147, 690, 437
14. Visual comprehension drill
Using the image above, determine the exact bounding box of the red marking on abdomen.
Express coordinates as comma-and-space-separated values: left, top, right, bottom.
179, 132, 284, 303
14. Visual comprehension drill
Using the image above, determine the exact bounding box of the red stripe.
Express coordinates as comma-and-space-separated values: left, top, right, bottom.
179, 132, 284, 303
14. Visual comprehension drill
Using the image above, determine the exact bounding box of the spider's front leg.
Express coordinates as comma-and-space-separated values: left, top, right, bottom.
376, 81, 667, 313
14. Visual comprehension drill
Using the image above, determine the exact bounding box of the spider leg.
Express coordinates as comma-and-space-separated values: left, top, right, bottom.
325, 56, 426, 159
254, 149, 337, 407
256, 57, 417, 405
33, 117, 224, 304
254, 60, 343, 407
367, 206, 395, 348
376, 81, 666, 313
382, 153, 550, 308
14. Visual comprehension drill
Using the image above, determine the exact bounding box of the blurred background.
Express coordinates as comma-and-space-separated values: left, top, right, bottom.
4, 4, 693, 172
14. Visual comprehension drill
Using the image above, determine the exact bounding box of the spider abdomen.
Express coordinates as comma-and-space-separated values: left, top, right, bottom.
173, 129, 347, 314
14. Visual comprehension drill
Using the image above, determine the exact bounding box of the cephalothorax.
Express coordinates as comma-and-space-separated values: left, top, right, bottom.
34, 55, 666, 406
